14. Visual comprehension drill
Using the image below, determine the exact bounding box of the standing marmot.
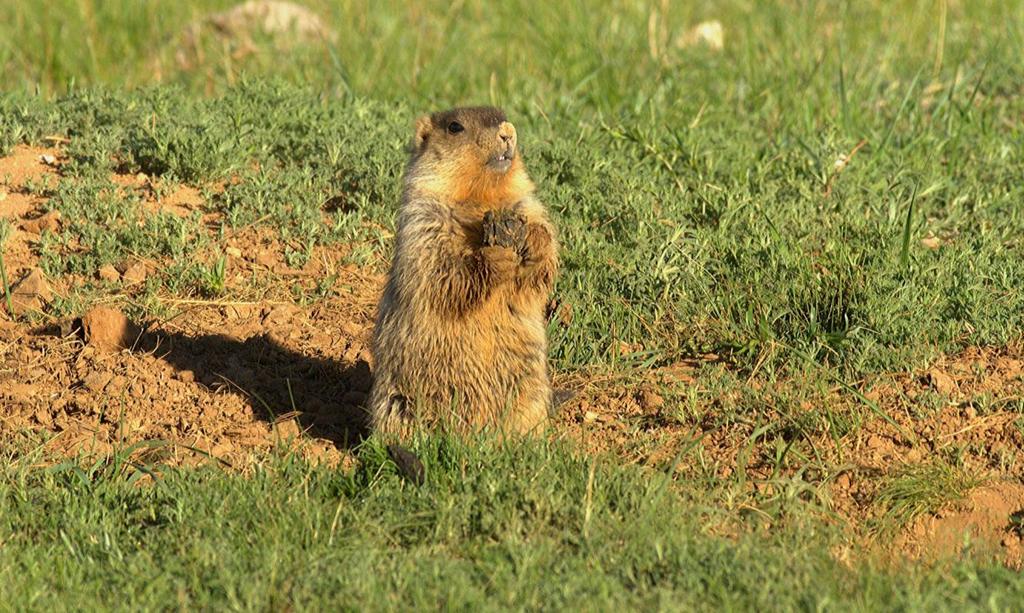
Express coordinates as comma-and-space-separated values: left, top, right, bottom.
368, 107, 558, 437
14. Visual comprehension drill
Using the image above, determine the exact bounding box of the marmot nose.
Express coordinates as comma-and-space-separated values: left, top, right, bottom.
497, 121, 516, 145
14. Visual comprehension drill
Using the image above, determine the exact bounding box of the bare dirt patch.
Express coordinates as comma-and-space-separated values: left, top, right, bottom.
1, 292, 377, 468
896, 482, 1024, 569
0, 145, 61, 313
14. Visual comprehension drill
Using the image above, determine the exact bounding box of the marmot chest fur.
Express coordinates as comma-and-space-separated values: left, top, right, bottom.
369, 106, 558, 436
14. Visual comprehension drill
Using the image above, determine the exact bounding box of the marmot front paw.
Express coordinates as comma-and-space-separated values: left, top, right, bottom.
482, 209, 527, 252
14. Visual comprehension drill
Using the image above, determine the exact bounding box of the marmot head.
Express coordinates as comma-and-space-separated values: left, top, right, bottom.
406, 106, 533, 210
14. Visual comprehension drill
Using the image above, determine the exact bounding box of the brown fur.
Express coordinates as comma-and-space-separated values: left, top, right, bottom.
368, 107, 558, 437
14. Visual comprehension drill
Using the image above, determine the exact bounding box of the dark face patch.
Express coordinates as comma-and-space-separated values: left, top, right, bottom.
430, 107, 507, 132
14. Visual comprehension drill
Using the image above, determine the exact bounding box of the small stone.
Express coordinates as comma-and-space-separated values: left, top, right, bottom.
19, 211, 61, 235
920, 236, 942, 250
928, 369, 957, 395
176, 370, 196, 383
82, 370, 113, 392
639, 389, 664, 410
33, 408, 53, 427
583, 410, 600, 423
225, 246, 243, 258
273, 418, 301, 439
40, 154, 57, 166
121, 262, 148, 285
97, 264, 121, 282
223, 303, 258, 320
255, 250, 277, 268
835, 473, 851, 490
210, 440, 233, 458
8, 268, 52, 314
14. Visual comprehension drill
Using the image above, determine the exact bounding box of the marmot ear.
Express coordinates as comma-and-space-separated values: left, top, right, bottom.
412, 115, 432, 152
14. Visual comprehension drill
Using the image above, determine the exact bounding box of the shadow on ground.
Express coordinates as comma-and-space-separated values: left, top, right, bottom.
138, 328, 372, 449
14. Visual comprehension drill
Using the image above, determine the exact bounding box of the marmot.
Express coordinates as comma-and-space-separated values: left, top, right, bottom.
368, 107, 558, 437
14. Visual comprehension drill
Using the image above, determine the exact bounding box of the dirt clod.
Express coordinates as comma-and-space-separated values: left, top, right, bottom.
97, 264, 121, 282
9, 267, 52, 314
638, 389, 664, 410
19, 211, 61, 235
82, 370, 113, 392
273, 418, 302, 439
176, 369, 196, 383
121, 262, 148, 285
78, 306, 141, 352
928, 369, 957, 395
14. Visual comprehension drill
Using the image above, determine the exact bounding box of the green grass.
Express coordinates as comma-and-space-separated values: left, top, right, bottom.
875, 458, 987, 534
1, 438, 1022, 611
2, 0, 1024, 608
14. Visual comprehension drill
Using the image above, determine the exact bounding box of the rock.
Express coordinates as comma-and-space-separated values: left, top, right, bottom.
82, 370, 113, 392
175, 370, 196, 383
19, 211, 61, 235
78, 306, 141, 352
920, 236, 942, 250
223, 303, 258, 320
8, 268, 52, 314
638, 389, 664, 411
33, 408, 53, 428
121, 262, 148, 285
273, 418, 301, 439
211, 441, 234, 459
97, 264, 121, 282
225, 246, 243, 258
928, 369, 957, 395
263, 304, 301, 328
255, 250, 277, 269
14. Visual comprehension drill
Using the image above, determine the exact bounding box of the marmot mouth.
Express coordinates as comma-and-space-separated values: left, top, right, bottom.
487, 150, 515, 172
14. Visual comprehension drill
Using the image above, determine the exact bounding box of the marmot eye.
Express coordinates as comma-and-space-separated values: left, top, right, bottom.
447, 121, 465, 134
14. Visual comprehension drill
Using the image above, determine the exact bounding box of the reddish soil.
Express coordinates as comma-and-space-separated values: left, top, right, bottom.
896, 482, 1024, 569
2, 144, 1024, 566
